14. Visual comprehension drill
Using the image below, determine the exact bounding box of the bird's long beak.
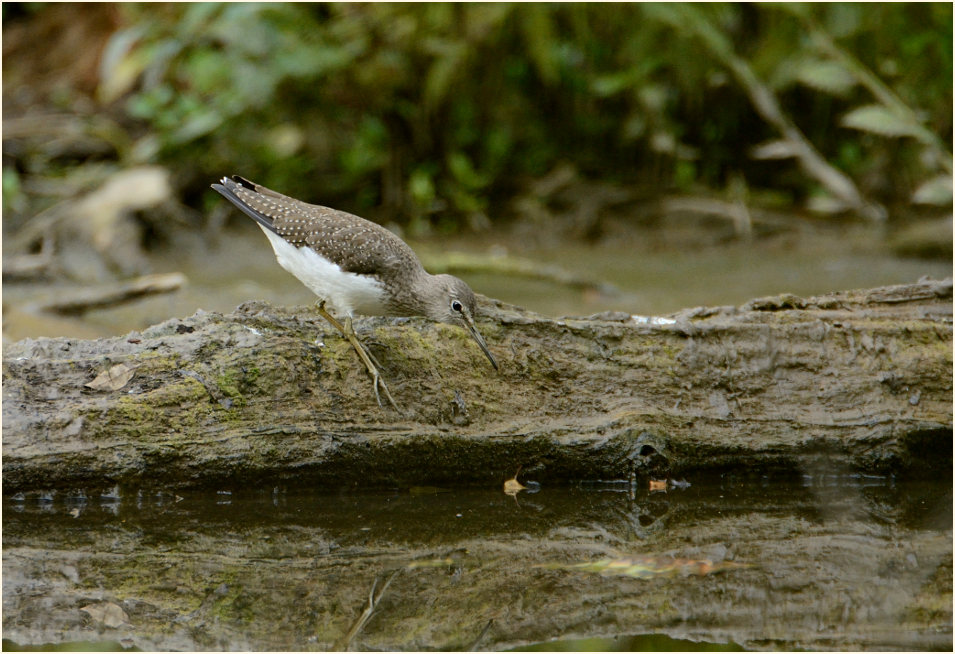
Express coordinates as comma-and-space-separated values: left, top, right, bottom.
462, 314, 498, 370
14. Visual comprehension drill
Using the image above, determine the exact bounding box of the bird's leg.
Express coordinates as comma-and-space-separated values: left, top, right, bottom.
315, 301, 401, 412
342, 315, 400, 411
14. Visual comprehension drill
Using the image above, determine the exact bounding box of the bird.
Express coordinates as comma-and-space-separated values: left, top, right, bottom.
211, 175, 498, 411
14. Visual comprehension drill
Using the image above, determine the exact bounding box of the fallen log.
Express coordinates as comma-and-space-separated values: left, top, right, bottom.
2, 278, 951, 493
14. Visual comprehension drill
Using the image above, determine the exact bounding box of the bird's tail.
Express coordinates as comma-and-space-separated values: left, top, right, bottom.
211, 175, 279, 234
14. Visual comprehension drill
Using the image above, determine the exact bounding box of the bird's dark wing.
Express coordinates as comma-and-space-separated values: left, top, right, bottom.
212, 175, 422, 277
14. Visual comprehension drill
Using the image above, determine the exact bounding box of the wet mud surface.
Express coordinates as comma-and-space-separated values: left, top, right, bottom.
3, 474, 951, 651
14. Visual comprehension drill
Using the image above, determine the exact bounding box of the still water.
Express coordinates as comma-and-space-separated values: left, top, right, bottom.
3, 474, 951, 651
3, 222, 950, 342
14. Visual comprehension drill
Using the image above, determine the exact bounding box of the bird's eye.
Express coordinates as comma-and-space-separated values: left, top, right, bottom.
451, 300, 463, 312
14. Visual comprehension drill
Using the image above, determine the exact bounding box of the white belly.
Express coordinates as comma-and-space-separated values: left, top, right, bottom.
260, 226, 388, 316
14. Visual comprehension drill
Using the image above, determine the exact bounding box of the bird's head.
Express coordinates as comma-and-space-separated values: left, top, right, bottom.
423, 274, 498, 370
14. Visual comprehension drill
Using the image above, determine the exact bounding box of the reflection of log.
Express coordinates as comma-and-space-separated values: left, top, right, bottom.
2, 482, 950, 650
2, 278, 951, 493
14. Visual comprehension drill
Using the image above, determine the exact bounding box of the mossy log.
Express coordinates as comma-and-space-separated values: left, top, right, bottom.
2, 278, 952, 493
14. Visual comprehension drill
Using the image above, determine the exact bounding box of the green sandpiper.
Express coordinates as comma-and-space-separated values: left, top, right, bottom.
212, 175, 498, 411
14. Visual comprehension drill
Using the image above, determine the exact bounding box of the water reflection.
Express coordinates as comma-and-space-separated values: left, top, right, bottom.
512, 632, 745, 651
3, 476, 951, 651
11, 474, 946, 542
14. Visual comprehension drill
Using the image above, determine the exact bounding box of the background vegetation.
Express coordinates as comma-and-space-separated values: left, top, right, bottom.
3, 2, 952, 235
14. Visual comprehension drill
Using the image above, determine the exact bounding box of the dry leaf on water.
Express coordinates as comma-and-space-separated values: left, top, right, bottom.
503, 477, 526, 494
85, 363, 138, 391
648, 479, 667, 491
503, 466, 526, 495
80, 601, 129, 628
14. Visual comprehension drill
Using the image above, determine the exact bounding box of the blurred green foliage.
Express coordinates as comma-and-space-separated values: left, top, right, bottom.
8, 3, 954, 229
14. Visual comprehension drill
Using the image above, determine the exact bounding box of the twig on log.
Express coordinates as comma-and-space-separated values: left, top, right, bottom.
468, 618, 495, 651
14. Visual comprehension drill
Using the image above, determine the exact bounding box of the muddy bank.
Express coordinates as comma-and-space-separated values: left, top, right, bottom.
3, 479, 951, 651
2, 278, 952, 493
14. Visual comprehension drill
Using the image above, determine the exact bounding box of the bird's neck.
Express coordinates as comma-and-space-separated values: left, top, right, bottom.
386, 269, 437, 318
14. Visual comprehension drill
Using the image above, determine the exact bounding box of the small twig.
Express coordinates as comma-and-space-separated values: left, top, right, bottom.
467, 618, 494, 651
336, 569, 400, 651
2, 234, 55, 280
37, 273, 186, 315
179, 370, 233, 409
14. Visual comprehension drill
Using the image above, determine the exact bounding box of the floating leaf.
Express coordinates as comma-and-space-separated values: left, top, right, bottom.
503, 466, 526, 495
649, 479, 667, 491
80, 601, 129, 628
503, 478, 526, 494
840, 104, 922, 139
537, 556, 751, 579
85, 363, 138, 391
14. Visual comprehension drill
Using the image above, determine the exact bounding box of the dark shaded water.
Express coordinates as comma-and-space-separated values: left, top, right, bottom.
3, 473, 951, 651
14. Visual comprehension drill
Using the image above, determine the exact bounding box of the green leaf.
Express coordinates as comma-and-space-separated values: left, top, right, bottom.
592, 71, 637, 98
423, 41, 465, 109
169, 109, 223, 144
519, 4, 559, 85
448, 152, 489, 190
794, 59, 856, 97
840, 104, 923, 139
409, 168, 436, 208
97, 26, 147, 103
340, 118, 388, 175
2, 166, 25, 213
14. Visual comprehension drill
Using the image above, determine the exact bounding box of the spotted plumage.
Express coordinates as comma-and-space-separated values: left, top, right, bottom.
211, 175, 498, 374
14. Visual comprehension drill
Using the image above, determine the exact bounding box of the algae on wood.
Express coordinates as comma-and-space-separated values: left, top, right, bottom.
2, 278, 951, 493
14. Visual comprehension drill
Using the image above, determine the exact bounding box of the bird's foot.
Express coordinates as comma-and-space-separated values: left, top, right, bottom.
315, 302, 402, 413
368, 366, 401, 413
